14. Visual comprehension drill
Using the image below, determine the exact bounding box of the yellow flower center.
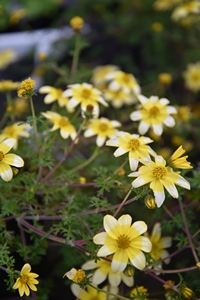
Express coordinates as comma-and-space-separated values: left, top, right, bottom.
149, 106, 160, 117
59, 117, 69, 127
4, 127, 15, 135
0, 151, 5, 161
20, 275, 29, 284
99, 123, 108, 132
81, 88, 91, 99
123, 74, 131, 83
72, 269, 86, 283
128, 138, 140, 150
152, 166, 167, 179
117, 234, 131, 249
192, 72, 200, 82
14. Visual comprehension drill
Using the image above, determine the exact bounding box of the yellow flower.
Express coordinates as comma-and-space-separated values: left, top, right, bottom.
183, 61, 200, 92
84, 117, 121, 147
130, 286, 148, 299
130, 95, 177, 136
62, 83, 108, 118
13, 263, 39, 297
106, 131, 156, 171
0, 49, 18, 69
82, 257, 134, 287
71, 283, 118, 300
0, 122, 30, 149
104, 88, 137, 109
9, 8, 27, 25
93, 214, 152, 273
145, 223, 172, 264
182, 287, 194, 299
174, 105, 191, 122
158, 73, 172, 85
0, 138, 24, 181
0, 80, 20, 92
129, 155, 190, 207
64, 268, 86, 283
41, 111, 77, 140
153, 0, 181, 11
171, 1, 200, 22
151, 22, 164, 32
106, 70, 141, 95
39, 85, 73, 112
168, 146, 192, 169
91, 65, 119, 87
70, 16, 84, 31
17, 77, 36, 98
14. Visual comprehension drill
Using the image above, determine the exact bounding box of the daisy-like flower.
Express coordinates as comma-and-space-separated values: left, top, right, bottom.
106, 131, 156, 171
13, 263, 39, 297
82, 257, 134, 287
71, 283, 118, 300
91, 65, 119, 87
93, 214, 152, 273
171, 1, 200, 22
84, 117, 121, 147
62, 83, 108, 118
130, 95, 177, 136
103, 89, 137, 109
168, 146, 193, 169
183, 61, 200, 92
0, 138, 24, 181
39, 86, 73, 112
41, 111, 77, 140
129, 155, 190, 207
0, 122, 30, 149
145, 223, 172, 264
106, 70, 141, 95
0, 80, 20, 92
63, 268, 86, 283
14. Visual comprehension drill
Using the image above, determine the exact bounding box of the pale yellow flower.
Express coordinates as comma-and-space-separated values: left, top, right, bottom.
13, 263, 39, 297
171, 1, 200, 22
129, 155, 190, 207
62, 83, 108, 118
82, 257, 134, 287
106, 131, 156, 171
168, 146, 192, 169
158, 73, 172, 85
0, 138, 24, 181
84, 117, 121, 147
91, 65, 119, 87
93, 214, 152, 273
70, 16, 84, 31
71, 284, 118, 300
145, 223, 172, 264
106, 70, 141, 95
39, 85, 73, 112
0, 49, 18, 69
183, 61, 200, 92
103, 88, 137, 109
0, 80, 20, 92
63, 268, 86, 283
130, 95, 177, 136
13, 98, 30, 115
0, 122, 30, 149
41, 111, 77, 140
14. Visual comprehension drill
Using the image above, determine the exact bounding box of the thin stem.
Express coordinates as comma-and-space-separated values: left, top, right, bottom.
147, 272, 179, 292
29, 96, 40, 153
68, 147, 100, 174
89, 283, 130, 300
179, 199, 199, 263
70, 31, 81, 81
41, 119, 86, 182
113, 187, 133, 217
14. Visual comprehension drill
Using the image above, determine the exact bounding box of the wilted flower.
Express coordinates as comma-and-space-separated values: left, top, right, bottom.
168, 146, 193, 169
17, 77, 36, 98
63, 268, 86, 283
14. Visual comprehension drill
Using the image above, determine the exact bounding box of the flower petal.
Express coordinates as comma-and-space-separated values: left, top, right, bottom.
111, 250, 128, 273
4, 154, 24, 167
0, 162, 13, 181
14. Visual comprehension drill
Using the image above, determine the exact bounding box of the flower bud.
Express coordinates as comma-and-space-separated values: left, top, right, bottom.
182, 287, 194, 299
70, 16, 84, 31
145, 195, 156, 209
123, 264, 135, 277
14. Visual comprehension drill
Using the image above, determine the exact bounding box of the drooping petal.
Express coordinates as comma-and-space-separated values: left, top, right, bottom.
163, 115, 175, 127
138, 121, 149, 135
152, 124, 163, 136
154, 191, 165, 207
108, 272, 121, 287
111, 250, 128, 273
127, 249, 146, 270
96, 136, 106, 147
121, 273, 134, 287
161, 237, 172, 249
151, 223, 161, 243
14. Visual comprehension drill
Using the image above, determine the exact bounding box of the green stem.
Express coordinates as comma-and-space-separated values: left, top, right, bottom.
29, 96, 40, 153
69, 147, 100, 174
69, 31, 81, 81
89, 283, 130, 300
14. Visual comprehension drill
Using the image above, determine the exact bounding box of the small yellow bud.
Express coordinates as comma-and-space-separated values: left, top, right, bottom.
63, 268, 86, 283
70, 16, 84, 31
158, 73, 172, 85
182, 287, 194, 299
117, 168, 126, 176
145, 195, 156, 209
11, 167, 19, 176
151, 22, 164, 32
123, 265, 135, 277
79, 176, 86, 184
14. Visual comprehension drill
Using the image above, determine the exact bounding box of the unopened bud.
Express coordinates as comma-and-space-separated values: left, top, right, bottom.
145, 195, 156, 209
123, 265, 135, 277
181, 287, 194, 299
